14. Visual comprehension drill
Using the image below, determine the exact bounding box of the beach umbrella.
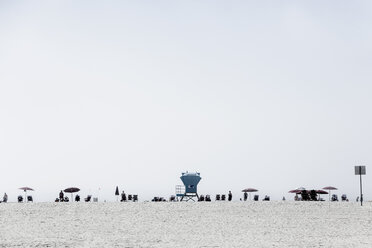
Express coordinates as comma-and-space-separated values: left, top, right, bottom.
115, 186, 119, 201
323, 186, 337, 201
242, 188, 258, 200
64, 187, 80, 202
19, 187, 34, 203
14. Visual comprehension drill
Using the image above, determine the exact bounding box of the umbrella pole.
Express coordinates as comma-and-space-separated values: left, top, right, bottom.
329, 190, 331, 201
328, 190, 331, 209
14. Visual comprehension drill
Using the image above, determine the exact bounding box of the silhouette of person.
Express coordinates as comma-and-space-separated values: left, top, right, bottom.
59, 190, 64, 201
121, 191, 126, 202
228, 191, 232, 201
244, 192, 248, 201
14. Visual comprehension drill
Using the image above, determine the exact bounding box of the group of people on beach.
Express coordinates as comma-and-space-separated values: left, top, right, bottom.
120, 191, 138, 202
293, 190, 349, 202
54, 190, 67, 202
1, 188, 353, 203
54, 190, 77, 202
55, 190, 85, 202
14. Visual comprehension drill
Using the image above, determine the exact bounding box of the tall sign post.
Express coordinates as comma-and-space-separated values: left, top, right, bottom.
354, 166, 366, 206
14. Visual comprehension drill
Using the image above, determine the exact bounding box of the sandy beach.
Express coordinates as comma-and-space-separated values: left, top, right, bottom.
0, 202, 371, 247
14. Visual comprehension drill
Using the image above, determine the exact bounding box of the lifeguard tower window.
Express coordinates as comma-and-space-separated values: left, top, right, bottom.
176, 185, 185, 196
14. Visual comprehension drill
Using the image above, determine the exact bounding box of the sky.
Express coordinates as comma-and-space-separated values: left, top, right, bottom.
0, 1, 371, 202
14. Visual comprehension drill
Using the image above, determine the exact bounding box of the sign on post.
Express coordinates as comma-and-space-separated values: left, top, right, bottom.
354, 165, 366, 206
355, 166, 366, 175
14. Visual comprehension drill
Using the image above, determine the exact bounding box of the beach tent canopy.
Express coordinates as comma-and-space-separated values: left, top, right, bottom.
288, 189, 302, 194
316, 190, 328, 194
288, 187, 306, 193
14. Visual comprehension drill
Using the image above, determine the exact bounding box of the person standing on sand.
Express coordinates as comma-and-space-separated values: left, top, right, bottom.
244, 192, 248, 201
59, 190, 64, 201
3, 193, 8, 203
228, 191, 232, 201
121, 191, 126, 202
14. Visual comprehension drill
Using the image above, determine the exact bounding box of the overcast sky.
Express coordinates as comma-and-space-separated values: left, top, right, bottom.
1, 1, 371, 202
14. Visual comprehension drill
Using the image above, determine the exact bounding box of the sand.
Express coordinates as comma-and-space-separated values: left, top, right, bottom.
0, 202, 371, 247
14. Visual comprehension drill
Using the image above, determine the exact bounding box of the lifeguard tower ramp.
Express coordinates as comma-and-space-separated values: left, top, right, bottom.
176, 172, 202, 201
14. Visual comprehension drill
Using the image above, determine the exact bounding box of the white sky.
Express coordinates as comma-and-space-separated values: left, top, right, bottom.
1, 1, 371, 202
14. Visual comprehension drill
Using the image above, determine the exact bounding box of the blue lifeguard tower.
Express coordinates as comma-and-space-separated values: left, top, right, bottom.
176, 172, 202, 201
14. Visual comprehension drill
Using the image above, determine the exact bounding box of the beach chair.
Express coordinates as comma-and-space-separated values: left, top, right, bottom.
221, 195, 226, 201
18, 195, 23, 203
27, 196, 33, 202
121, 194, 127, 202
215, 194, 221, 201
341, 194, 348, 201
254, 195, 259, 201
133, 195, 138, 202
169, 195, 176, 202
331, 194, 338, 201
85, 195, 92, 202
128, 195, 133, 201
205, 195, 211, 202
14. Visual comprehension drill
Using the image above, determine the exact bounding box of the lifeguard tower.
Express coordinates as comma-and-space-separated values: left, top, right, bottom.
176, 172, 202, 201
